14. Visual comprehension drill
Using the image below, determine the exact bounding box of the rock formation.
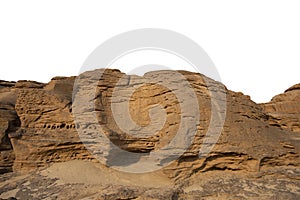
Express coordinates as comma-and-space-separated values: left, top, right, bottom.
0, 69, 299, 199
261, 83, 300, 133
0, 81, 18, 174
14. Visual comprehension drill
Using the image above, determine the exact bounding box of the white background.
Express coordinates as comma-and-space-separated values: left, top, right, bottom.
0, 0, 299, 103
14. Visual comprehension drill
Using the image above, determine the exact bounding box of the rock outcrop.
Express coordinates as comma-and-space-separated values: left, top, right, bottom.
12, 77, 94, 172
0, 81, 19, 174
0, 69, 299, 199
261, 83, 300, 133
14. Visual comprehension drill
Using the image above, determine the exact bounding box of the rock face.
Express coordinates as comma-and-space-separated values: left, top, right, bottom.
261, 83, 300, 133
12, 77, 94, 172
0, 69, 299, 199
0, 81, 19, 174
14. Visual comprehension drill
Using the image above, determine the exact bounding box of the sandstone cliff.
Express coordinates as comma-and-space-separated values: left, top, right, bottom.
261, 83, 300, 133
0, 81, 18, 174
0, 69, 299, 199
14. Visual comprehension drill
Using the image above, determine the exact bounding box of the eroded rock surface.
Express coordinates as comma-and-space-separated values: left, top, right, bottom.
12, 77, 94, 172
0, 70, 299, 199
261, 83, 300, 133
0, 81, 19, 174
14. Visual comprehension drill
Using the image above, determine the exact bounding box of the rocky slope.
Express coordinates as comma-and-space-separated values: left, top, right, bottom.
0, 69, 299, 199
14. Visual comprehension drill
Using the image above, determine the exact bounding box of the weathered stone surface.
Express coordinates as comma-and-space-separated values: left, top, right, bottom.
0, 69, 299, 199
15, 80, 45, 89
0, 81, 15, 89
0, 82, 19, 174
11, 77, 93, 172
0, 160, 299, 200
261, 83, 300, 133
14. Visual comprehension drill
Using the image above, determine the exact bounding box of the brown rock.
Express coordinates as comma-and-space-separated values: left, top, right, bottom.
0, 80, 15, 89
0, 85, 19, 173
0, 69, 299, 199
15, 80, 44, 89
261, 83, 300, 133
11, 76, 93, 172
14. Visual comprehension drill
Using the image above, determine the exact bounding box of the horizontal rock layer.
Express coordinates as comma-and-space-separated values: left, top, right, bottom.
0, 69, 299, 199
261, 83, 300, 133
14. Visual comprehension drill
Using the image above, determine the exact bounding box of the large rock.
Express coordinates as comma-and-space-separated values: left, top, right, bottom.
10, 69, 299, 175
11, 77, 94, 172
72, 69, 299, 181
0, 81, 19, 174
0, 69, 299, 199
261, 83, 300, 133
